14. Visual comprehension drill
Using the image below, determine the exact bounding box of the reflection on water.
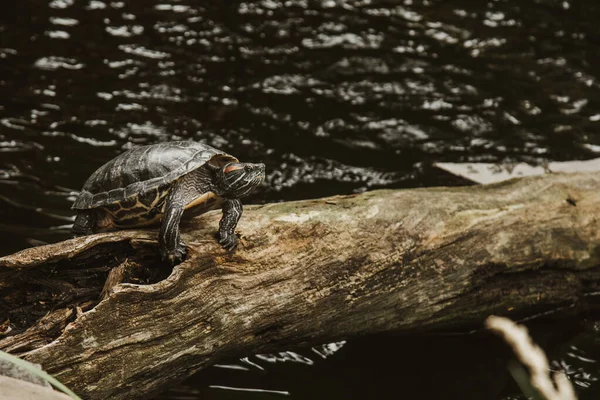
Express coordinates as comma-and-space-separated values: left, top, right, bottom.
2, 0, 600, 398
155, 318, 597, 400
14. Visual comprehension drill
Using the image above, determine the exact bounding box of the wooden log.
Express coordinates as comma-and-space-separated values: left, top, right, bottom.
1, 172, 600, 399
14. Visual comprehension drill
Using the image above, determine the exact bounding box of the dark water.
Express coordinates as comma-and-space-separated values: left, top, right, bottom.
2, 0, 600, 398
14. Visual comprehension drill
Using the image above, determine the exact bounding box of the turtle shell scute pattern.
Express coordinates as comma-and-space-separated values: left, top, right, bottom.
72, 141, 237, 210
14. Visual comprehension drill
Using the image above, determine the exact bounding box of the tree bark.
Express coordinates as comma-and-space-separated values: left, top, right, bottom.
2, 172, 600, 399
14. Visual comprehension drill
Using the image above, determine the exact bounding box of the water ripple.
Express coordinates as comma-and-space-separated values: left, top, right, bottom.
33, 56, 85, 70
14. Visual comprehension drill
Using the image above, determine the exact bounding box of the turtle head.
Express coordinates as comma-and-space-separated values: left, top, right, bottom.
215, 162, 265, 198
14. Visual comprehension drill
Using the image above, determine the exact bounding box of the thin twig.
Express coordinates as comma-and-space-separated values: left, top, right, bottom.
485, 315, 577, 400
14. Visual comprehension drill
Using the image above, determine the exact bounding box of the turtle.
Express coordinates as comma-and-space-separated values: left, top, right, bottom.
71, 141, 266, 265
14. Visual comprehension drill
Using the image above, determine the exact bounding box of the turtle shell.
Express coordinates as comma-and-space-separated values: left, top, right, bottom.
72, 141, 238, 210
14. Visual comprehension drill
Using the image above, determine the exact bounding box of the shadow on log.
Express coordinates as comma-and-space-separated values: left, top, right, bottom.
2, 172, 600, 399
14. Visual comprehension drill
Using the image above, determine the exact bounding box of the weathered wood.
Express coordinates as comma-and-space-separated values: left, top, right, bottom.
2, 172, 600, 399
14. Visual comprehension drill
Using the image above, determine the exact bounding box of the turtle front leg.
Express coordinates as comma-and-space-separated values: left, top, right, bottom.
159, 200, 187, 266
218, 199, 243, 251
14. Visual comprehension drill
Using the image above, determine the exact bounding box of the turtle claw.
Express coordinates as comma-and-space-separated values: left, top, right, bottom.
160, 241, 187, 266
218, 232, 239, 252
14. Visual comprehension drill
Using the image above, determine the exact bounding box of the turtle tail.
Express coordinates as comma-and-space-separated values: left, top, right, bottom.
72, 210, 97, 237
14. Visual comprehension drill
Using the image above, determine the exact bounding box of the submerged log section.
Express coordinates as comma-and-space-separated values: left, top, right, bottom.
2, 172, 600, 399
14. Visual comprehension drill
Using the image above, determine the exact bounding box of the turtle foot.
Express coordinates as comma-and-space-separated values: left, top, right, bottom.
218, 231, 239, 252
160, 241, 187, 266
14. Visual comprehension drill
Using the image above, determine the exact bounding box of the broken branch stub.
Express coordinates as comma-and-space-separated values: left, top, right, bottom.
1, 172, 600, 399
